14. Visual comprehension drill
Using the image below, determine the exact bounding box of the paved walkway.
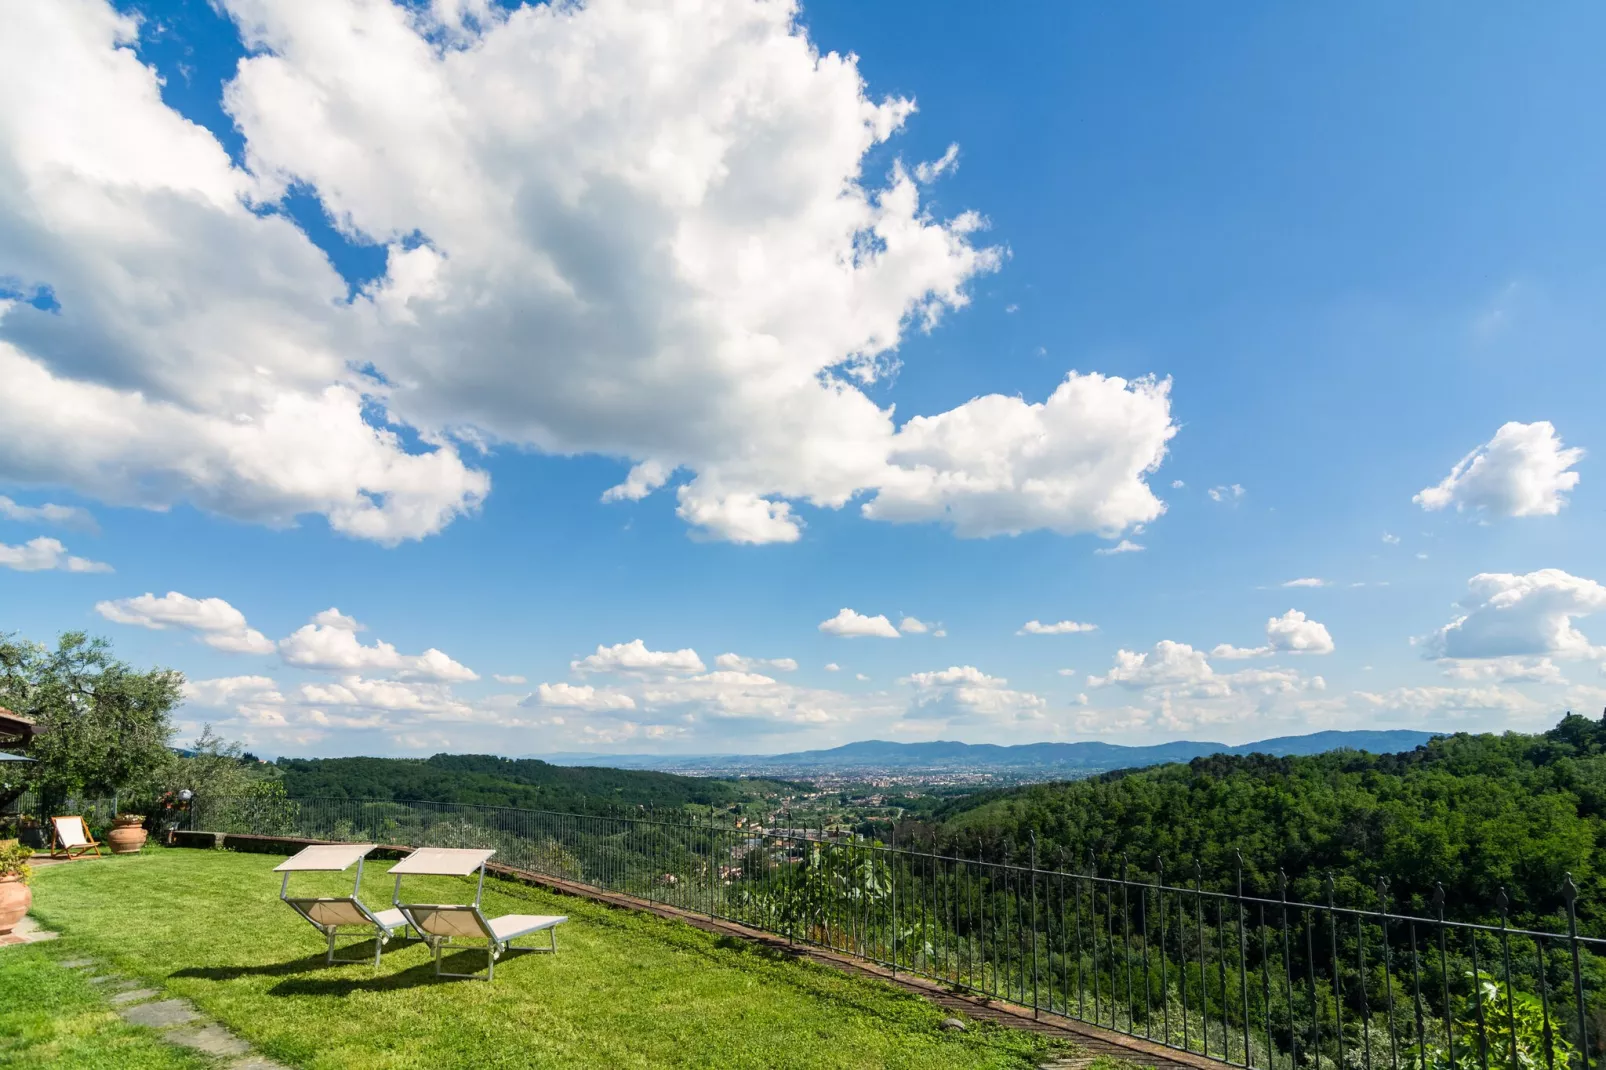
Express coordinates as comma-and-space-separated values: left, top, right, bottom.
57, 956, 286, 1070
0, 913, 58, 947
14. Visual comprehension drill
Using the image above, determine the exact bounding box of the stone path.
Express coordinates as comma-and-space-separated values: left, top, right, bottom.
59, 957, 286, 1068
0, 914, 59, 947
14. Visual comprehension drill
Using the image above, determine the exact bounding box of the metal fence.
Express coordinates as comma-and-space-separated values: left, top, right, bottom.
3, 792, 118, 828
192, 795, 1604, 1070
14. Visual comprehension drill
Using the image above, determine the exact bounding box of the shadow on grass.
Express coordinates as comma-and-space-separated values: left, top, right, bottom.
267, 947, 555, 995
713, 934, 794, 963
170, 944, 555, 996
170, 950, 347, 981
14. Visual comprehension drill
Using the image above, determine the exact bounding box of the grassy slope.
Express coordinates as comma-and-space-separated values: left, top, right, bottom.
29, 850, 1065, 1070
0, 942, 207, 1069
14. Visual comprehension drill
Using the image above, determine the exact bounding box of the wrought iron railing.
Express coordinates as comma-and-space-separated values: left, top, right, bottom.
191, 795, 1603, 1070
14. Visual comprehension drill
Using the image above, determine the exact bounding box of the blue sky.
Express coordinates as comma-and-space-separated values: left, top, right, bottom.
2, 0, 1603, 756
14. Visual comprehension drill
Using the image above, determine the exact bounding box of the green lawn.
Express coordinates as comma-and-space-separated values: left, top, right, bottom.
0, 942, 207, 1069
22, 848, 1068, 1069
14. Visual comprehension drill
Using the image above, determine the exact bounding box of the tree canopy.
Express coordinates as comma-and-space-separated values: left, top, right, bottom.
1, 631, 183, 811
930, 712, 1606, 929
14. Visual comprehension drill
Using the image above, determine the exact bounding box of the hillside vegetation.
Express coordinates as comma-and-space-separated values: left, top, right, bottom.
275, 752, 795, 815
933, 712, 1606, 926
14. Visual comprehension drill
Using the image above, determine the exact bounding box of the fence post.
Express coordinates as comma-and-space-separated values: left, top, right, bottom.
1563, 874, 1590, 1070
890, 823, 898, 977
1237, 851, 1250, 1064
786, 808, 795, 947
1030, 830, 1041, 1019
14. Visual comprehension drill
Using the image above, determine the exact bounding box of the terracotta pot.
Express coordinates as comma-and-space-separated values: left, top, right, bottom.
107, 825, 148, 854
0, 876, 29, 936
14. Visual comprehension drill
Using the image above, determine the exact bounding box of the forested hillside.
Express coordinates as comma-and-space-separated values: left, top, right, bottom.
276, 753, 794, 815
932, 712, 1606, 926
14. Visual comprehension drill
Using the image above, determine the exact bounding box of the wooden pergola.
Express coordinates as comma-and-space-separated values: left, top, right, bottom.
0, 706, 40, 753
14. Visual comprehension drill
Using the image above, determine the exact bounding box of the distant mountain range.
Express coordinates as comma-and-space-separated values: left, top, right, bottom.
539, 729, 1439, 776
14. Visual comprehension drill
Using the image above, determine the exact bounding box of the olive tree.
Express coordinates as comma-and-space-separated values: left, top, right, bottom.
1, 631, 182, 815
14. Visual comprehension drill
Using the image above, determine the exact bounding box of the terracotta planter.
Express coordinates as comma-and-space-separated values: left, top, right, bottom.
107, 822, 148, 854
0, 876, 29, 936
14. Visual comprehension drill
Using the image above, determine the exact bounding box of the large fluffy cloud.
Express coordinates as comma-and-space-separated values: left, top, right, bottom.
1414, 421, 1583, 518
1089, 640, 1323, 700
1423, 569, 1606, 660
0, 0, 1176, 546
97, 591, 272, 652
818, 608, 901, 638
571, 639, 706, 676
278, 608, 478, 681
900, 665, 1047, 725
1212, 610, 1335, 659
0, 2, 488, 544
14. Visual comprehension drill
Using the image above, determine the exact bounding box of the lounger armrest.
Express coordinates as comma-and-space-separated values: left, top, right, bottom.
371, 908, 408, 933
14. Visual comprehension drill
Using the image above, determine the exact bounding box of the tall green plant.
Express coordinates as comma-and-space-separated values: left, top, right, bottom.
1408, 972, 1577, 1070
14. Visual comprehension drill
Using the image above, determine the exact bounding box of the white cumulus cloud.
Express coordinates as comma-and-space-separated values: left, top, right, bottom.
1282, 578, 1326, 588
864, 372, 1176, 539
526, 683, 637, 712
97, 591, 271, 652
1017, 619, 1097, 635
1414, 421, 1583, 518
1266, 610, 1335, 654
818, 608, 900, 638
0, 496, 96, 531
1439, 657, 1566, 686
1091, 640, 1323, 700
0, 0, 1176, 547
1211, 610, 1334, 659
1423, 569, 1606, 660
901, 665, 1046, 725
571, 639, 706, 676
1095, 540, 1144, 555
279, 608, 478, 681
715, 653, 799, 673
1, 536, 111, 574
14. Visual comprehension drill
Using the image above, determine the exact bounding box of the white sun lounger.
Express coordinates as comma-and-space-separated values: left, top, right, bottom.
390, 847, 566, 981
274, 844, 411, 968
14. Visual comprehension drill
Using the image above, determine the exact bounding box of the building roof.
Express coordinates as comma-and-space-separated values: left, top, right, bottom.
0, 706, 41, 749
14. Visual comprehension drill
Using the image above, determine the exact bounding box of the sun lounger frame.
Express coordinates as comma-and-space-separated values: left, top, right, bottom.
274, 844, 411, 968
390, 847, 566, 981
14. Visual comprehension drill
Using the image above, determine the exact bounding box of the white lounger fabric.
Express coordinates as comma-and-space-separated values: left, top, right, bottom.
274, 844, 376, 872
487, 914, 566, 942
387, 848, 495, 876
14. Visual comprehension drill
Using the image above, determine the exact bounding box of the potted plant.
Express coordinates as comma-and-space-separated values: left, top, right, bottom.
0, 842, 32, 935
107, 813, 148, 854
